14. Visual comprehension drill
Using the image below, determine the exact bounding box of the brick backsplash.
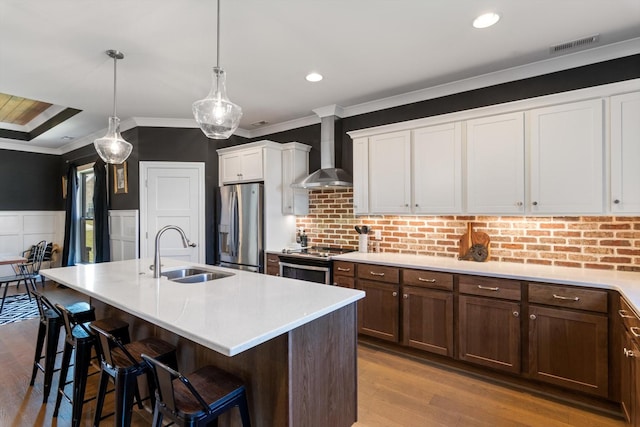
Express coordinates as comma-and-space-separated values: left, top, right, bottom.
295, 189, 640, 272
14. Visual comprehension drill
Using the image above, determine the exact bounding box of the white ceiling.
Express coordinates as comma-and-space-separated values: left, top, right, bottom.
1, 0, 640, 154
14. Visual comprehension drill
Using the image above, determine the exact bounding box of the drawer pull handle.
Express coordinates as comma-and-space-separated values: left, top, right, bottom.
553, 294, 579, 302
268, 259, 278, 263
625, 348, 636, 358
631, 327, 640, 338
619, 309, 636, 319
477, 285, 499, 291
370, 271, 385, 277
337, 267, 351, 272
418, 277, 437, 283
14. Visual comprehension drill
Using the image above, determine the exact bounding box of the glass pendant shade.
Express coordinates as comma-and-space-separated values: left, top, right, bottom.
94, 116, 133, 164
192, 66, 242, 139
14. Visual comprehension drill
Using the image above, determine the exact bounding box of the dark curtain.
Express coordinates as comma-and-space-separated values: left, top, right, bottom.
93, 160, 110, 263
62, 165, 78, 267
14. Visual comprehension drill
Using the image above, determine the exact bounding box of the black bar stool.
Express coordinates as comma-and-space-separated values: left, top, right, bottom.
90, 323, 177, 427
29, 288, 95, 403
52, 303, 130, 427
141, 354, 251, 427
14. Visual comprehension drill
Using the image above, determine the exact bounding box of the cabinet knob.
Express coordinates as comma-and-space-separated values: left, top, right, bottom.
513, 311, 519, 318
624, 348, 635, 358
614, 199, 621, 204
392, 291, 398, 297
405, 204, 409, 207
516, 201, 523, 207
403, 294, 408, 299
415, 204, 419, 207
529, 314, 536, 320
532, 201, 538, 206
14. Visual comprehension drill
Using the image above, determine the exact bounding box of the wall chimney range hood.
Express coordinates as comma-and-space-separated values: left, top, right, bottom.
294, 106, 353, 189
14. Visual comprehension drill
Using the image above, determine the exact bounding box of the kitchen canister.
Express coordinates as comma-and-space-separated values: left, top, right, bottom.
359, 234, 368, 253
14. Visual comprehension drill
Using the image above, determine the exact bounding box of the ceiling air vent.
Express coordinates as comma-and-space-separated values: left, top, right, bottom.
550, 34, 600, 54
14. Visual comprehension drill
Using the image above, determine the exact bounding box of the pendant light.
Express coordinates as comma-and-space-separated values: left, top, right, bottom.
94, 49, 133, 164
192, 0, 242, 139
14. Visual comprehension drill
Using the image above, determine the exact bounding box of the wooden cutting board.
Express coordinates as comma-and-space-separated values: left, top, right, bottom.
458, 222, 490, 262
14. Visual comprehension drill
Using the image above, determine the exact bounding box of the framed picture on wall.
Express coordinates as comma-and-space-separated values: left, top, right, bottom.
113, 162, 128, 194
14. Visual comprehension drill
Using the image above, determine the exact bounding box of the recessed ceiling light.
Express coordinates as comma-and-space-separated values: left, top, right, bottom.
473, 12, 500, 29
61, 136, 74, 141
306, 72, 323, 82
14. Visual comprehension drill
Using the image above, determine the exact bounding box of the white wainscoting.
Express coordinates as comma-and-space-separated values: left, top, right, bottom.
0, 211, 65, 275
109, 210, 139, 261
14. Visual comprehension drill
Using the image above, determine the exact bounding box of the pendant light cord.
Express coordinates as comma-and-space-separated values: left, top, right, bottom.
216, 0, 221, 67
112, 54, 118, 118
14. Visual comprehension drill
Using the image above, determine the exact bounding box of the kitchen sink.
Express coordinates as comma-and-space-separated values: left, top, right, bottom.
161, 268, 234, 283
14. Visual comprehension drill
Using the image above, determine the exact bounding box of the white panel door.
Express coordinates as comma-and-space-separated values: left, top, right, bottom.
140, 162, 204, 263
611, 91, 640, 214
530, 99, 603, 214
369, 130, 412, 214
412, 122, 462, 213
466, 112, 525, 214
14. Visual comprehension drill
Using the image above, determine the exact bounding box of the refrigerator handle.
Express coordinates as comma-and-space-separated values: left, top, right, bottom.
229, 189, 238, 257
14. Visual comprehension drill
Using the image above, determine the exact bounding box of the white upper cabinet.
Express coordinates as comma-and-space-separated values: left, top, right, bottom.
352, 137, 369, 215
219, 146, 264, 184
369, 131, 412, 214
281, 142, 311, 215
530, 99, 604, 214
412, 123, 462, 213
466, 113, 525, 214
610, 91, 640, 214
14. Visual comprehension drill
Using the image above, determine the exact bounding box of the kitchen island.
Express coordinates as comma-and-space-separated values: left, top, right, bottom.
41, 258, 364, 427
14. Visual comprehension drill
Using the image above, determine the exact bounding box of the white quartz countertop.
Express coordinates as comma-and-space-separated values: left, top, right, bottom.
333, 252, 640, 314
41, 258, 364, 357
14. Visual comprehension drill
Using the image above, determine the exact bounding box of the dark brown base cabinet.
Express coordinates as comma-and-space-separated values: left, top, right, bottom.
402, 286, 453, 357
265, 253, 280, 276
458, 294, 521, 374
528, 305, 608, 397
353, 261, 627, 414
620, 297, 640, 426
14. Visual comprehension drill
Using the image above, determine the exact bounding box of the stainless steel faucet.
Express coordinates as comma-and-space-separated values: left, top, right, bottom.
153, 225, 197, 278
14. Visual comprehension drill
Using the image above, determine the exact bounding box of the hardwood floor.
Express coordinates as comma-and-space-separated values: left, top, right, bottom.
0, 283, 627, 426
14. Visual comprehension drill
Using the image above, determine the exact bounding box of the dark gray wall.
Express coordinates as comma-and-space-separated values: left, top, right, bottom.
0, 150, 61, 210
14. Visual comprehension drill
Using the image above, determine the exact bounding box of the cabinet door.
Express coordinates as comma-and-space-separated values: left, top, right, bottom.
412, 123, 462, 213
357, 280, 400, 342
220, 148, 264, 184
466, 112, 525, 214
369, 131, 411, 214
611, 91, 640, 214
622, 327, 634, 423
281, 147, 309, 215
402, 286, 453, 357
352, 137, 369, 215
530, 99, 603, 214
528, 305, 608, 397
458, 295, 521, 373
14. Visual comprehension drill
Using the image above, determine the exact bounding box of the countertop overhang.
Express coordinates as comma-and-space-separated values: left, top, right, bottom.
41, 258, 364, 357
333, 252, 640, 313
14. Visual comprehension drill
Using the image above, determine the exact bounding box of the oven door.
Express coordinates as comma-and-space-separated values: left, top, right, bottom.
279, 262, 330, 285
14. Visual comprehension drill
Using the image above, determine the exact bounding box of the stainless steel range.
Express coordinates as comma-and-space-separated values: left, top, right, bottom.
279, 246, 353, 285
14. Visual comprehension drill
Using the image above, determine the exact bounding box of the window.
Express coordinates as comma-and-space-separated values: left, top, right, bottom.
77, 164, 95, 263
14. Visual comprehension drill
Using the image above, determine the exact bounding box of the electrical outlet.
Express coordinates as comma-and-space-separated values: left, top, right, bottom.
374, 230, 382, 240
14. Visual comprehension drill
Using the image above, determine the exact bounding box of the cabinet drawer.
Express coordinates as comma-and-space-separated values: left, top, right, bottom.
402, 269, 453, 291
265, 253, 280, 276
528, 283, 607, 313
459, 275, 521, 301
357, 264, 399, 284
333, 261, 355, 277
619, 296, 640, 333
333, 275, 354, 289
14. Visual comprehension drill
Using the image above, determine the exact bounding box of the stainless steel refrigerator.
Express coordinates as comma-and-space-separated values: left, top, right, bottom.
217, 183, 264, 272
